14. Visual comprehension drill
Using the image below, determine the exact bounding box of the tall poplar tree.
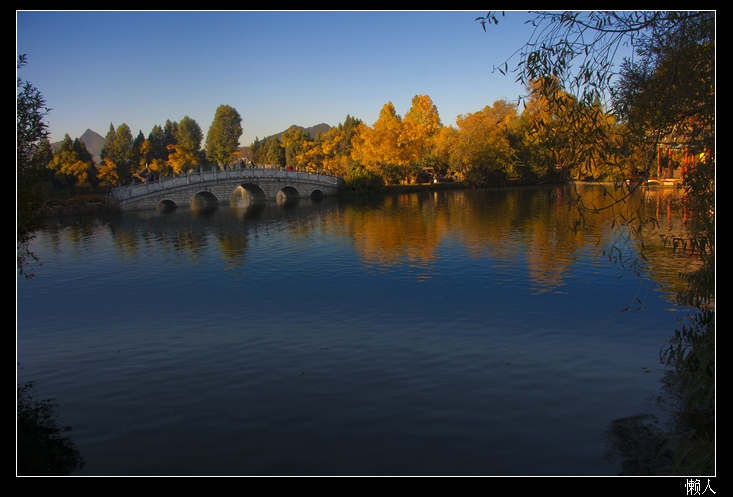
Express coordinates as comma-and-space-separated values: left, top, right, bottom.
98, 123, 134, 184
112, 123, 135, 182
259, 136, 285, 167
145, 124, 170, 175
280, 126, 310, 169
100, 123, 116, 162
176, 116, 203, 152
164, 120, 178, 150
205, 105, 243, 168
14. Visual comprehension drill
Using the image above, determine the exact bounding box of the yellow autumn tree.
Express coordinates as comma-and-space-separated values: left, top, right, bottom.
351, 100, 441, 183
167, 145, 202, 175
48, 153, 94, 189
46, 134, 95, 189
519, 77, 621, 181
138, 139, 153, 169
318, 129, 346, 174
298, 139, 324, 173
295, 116, 363, 176
167, 116, 203, 174
402, 94, 441, 161
134, 138, 169, 180
519, 77, 584, 179
97, 157, 120, 187
450, 100, 519, 184
351, 102, 410, 184
351, 97, 443, 184
399, 94, 443, 183
299, 128, 348, 175
431, 125, 458, 179
147, 157, 171, 177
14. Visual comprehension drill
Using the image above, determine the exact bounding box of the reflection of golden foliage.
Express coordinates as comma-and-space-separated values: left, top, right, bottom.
214, 230, 248, 268
345, 193, 447, 271
171, 229, 207, 259
525, 233, 572, 293
347, 187, 622, 291
113, 229, 140, 258
342, 187, 636, 291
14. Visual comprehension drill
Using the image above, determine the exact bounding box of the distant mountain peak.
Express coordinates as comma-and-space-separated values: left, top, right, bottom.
51, 129, 105, 165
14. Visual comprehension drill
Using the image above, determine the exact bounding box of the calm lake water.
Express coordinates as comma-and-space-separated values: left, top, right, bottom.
16, 184, 697, 476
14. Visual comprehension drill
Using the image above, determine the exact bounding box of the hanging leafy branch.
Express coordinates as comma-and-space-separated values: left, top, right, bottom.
17, 54, 51, 279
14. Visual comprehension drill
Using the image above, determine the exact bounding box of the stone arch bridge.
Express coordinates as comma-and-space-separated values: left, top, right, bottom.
111, 166, 343, 212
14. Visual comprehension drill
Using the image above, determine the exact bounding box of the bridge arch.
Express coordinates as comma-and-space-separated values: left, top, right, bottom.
156, 198, 178, 213
230, 183, 267, 201
276, 186, 301, 207
229, 184, 268, 210
277, 185, 301, 199
310, 189, 325, 200
190, 190, 220, 214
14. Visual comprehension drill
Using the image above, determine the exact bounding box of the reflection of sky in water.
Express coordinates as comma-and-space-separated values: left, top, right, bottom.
17, 186, 694, 476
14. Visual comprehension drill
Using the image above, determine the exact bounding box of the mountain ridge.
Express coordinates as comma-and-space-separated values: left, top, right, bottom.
263, 123, 331, 142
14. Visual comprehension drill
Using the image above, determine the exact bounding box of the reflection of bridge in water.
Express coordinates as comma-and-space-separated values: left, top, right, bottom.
111, 166, 343, 212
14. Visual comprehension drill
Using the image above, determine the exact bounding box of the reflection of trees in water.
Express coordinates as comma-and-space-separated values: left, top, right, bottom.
40, 188, 694, 297
342, 186, 694, 293
605, 340, 714, 476
604, 413, 674, 475
658, 310, 715, 475
604, 316, 714, 474
604, 182, 714, 476
604, 356, 708, 476
344, 193, 446, 271
17, 381, 85, 476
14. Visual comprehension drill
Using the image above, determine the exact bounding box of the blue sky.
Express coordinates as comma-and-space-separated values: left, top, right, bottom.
17, 11, 541, 147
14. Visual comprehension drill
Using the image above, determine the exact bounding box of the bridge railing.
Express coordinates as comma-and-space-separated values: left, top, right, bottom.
111, 166, 342, 200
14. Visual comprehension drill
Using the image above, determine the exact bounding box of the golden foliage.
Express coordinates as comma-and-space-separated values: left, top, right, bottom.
167, 144, 201, 175
96, 158, 120, 187
47, 149, 94, 189
351, 96, 443, 184
450, 100, 518, 180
